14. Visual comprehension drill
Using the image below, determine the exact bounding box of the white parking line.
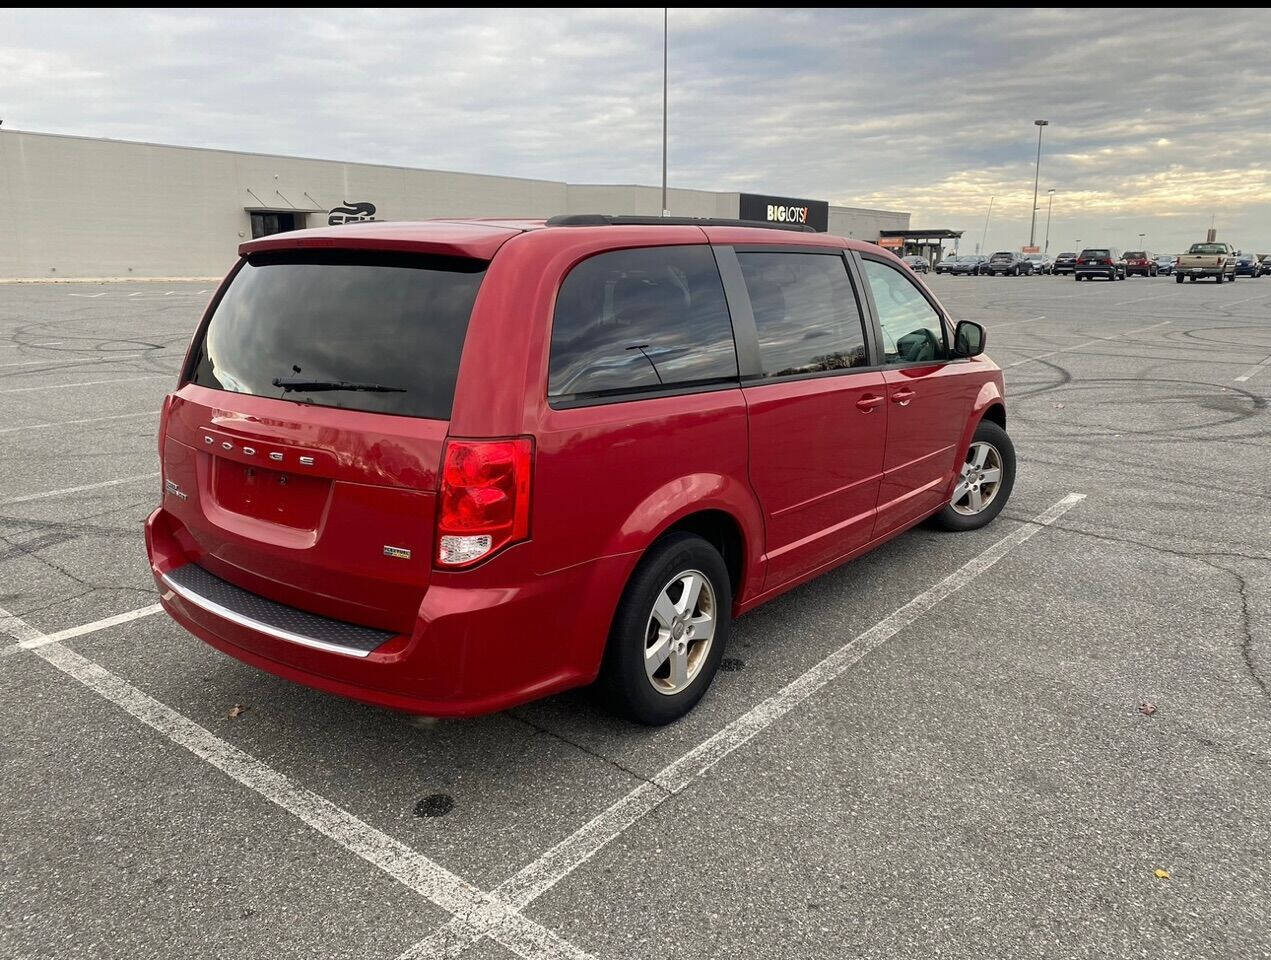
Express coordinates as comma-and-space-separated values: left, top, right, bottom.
1224, 292, 1271, 308
0, 602, 594, 960
0, 352, 149, 369
399, 492, 1087, 960
0, 603, 163, 659
987, 315, 1045, 329
67, 293, 107, 298
0, 473, 159, 506
1004, 321, 1171, 369
1112, 291, 1179, 307
1234, 355, 1271, 383
0, 410, 159, 435
0, 374, 170, 394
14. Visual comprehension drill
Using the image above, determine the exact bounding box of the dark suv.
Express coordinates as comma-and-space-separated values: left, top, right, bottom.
1075, 248, 1126, 281
147, 215, 1012, 725
986, 251, 1033, 276
1052, 252, 1078, 274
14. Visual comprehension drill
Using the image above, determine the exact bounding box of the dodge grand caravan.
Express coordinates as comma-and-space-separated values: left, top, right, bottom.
147, 215, 1014, 725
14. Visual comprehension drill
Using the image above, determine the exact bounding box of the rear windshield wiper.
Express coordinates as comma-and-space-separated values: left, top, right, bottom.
271, 377, 407, 393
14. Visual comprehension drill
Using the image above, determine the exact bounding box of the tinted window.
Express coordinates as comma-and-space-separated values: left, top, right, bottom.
548, 246, 736, 399
736, 252, 868, 377
862, 259, 948, 365
1080, 249, 1111, 258
1125, 251, 1146, 259
188, 251, 484, 419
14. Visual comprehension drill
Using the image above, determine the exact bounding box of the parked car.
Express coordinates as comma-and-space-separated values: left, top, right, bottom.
987, 251, 1034, 276
1234, 253, 1263, 277
1123, 251, 1157, 277
1075, 247, 1126, 281
1154, 255, 1176, 275
901, 254, 930, 274
146, 214, 1012, 725
1051, 252, 1079, 274
1023, 254, 1052, 275
1175, 242, 1237, 283
949, 255, 990, 276
933, 256, 958, 274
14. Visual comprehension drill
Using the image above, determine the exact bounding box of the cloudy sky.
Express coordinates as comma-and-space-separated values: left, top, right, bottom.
5, 8, 1271, 254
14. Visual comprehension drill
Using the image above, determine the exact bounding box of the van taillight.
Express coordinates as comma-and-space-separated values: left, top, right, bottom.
436, 438, 532, 567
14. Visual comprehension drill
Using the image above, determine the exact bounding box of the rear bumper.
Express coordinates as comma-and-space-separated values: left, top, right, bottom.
1126, 266, 1154, 275
1179, 265, 1225, 277
1076, 266, 1116, 278
146, 507, 632, 715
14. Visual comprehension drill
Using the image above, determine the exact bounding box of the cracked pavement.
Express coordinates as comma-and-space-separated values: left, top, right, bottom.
1, 276, 1269, 960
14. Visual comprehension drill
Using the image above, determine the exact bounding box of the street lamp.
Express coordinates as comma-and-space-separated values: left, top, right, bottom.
1044, 189, 1055, 254
1029, 120, 1049, 249
661, 8, 669, 216
1138, 232, 1146, 250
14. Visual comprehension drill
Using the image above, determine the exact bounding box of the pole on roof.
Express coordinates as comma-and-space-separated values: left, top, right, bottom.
661, 8, 669, 216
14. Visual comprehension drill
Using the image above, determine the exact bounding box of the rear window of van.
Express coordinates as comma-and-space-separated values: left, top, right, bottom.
187, 251, 485, 419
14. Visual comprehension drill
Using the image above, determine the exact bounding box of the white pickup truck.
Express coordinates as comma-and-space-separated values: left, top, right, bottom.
1175, 242, 1237, 283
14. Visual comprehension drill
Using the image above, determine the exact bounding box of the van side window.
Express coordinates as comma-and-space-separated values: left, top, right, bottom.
861, 258, 949, 364
548, 246, 738, 399
735, 252, 869, 377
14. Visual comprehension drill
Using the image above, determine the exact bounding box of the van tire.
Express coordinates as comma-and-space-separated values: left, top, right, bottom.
598, 533, 732, 725
933, 420, 1016, 532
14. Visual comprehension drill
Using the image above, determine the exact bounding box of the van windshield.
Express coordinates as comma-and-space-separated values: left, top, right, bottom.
187, 251, 486, 419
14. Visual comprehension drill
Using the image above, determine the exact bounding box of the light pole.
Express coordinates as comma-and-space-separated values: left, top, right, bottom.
1029, 120, 1048, 248
1044, 189, 1055, 254
979, 195, 995, 254
661, 8, 669, 216
1138, 232, 1146, 251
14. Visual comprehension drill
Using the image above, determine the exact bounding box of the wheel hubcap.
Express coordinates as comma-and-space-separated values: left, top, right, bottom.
644, 570, 716, 696
951, 442, 1004, 516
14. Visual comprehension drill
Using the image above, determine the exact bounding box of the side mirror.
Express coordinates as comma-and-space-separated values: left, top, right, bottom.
953, 320, 987, 358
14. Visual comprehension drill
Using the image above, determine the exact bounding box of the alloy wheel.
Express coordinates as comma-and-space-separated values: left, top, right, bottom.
644, 570, 716, 695
951, 442, 1004, 516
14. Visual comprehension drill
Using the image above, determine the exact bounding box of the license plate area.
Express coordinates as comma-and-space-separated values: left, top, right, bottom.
211, 458, 330, 530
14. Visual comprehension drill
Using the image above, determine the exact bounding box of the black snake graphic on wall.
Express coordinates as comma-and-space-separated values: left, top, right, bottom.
328, 201, 377, 225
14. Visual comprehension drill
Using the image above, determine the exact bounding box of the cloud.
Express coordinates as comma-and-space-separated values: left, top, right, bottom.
2, 8, 1270, 252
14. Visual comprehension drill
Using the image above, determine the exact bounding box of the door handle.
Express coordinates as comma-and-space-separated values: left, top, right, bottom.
855, 394, 884, 412
891, 388, 916, 406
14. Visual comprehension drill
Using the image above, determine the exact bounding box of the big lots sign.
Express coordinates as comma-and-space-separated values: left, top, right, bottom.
738, 193, 829, 232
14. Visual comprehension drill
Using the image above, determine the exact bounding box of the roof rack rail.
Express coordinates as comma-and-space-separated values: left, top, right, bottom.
544, 214, 816, 233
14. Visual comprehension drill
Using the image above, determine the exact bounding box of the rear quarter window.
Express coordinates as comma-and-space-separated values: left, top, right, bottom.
187, 251, 485, 420
547, 245, 738, 400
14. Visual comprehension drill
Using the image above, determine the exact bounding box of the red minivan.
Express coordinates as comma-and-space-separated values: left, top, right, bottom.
147, 215, 1013, 724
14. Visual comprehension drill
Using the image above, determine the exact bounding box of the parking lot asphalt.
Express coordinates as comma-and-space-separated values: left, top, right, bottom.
1, 274, 1268, 960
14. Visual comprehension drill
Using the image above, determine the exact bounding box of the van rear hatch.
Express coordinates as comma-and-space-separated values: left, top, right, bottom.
161, 246, 490, 633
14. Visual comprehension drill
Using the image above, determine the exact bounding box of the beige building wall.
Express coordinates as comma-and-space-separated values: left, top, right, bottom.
0, 129, 909, 279
829, 205, 911, 241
